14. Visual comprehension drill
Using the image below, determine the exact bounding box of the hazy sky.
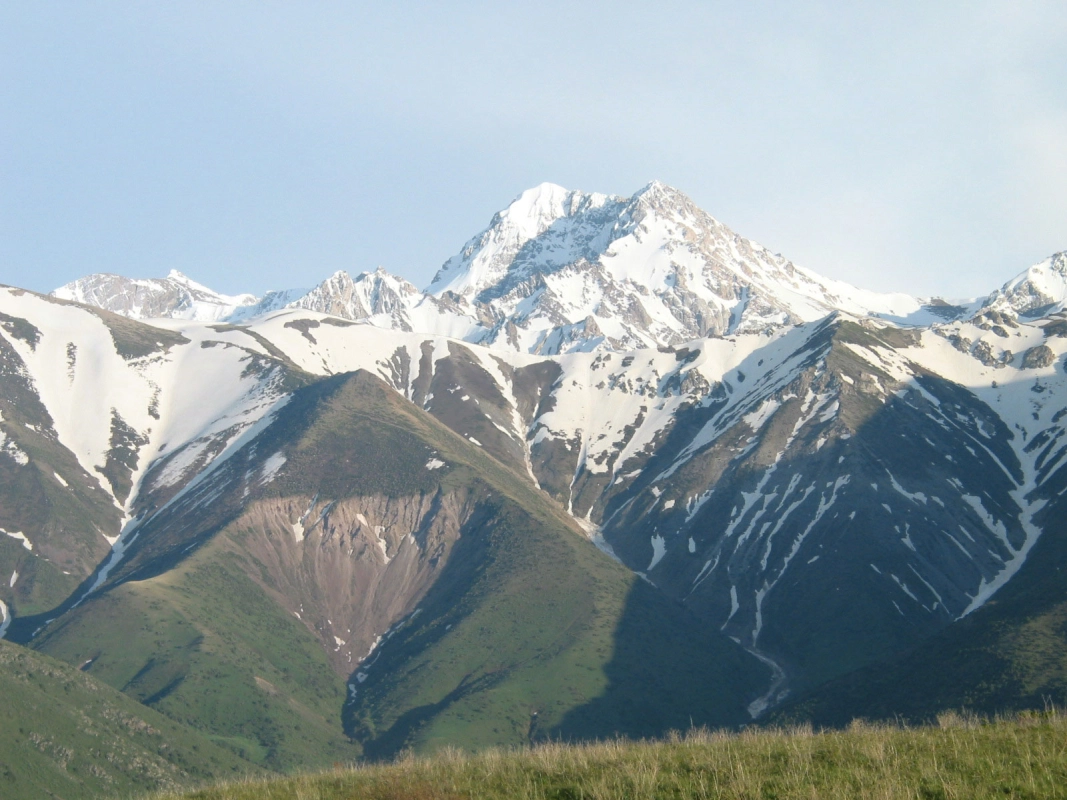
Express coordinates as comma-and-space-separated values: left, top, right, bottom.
2, 2, 1065, 299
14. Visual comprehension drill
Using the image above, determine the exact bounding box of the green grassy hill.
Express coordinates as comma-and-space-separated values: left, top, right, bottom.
31, 549, 359, 772
0, 639, 258, 800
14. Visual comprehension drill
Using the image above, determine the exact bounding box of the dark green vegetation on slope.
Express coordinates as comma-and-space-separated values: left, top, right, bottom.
775, 493, 1067, 727
30, 370, 769, 771
0, 639, 258, 800
158, 711, 1067, 800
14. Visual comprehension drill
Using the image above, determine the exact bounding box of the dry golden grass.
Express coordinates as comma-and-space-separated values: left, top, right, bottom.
153, 709, 1067, 800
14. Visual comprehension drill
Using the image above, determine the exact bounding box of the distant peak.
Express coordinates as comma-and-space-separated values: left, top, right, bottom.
529, 181, 570, 195
633, 179, 688, 203
355, 266, 396, 282
505, 182, 574, 216
167, 269, 190, 281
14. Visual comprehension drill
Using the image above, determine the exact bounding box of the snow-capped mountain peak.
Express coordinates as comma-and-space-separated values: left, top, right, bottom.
287, 268, 421, 322
420, 181, 942, 352
426, 183, 623, 299
982, 251, 1067, 318
52, 180, 1046, 355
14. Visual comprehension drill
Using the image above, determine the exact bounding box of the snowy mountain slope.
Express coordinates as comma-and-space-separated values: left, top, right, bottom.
53, 181, 972, 356
0, 288, 304, 635
981, 251, 1067, 318
578, 313, 1067, 707
170, 302, 1067, 715
22, 253, 1067, 716
424, 181, 948, 352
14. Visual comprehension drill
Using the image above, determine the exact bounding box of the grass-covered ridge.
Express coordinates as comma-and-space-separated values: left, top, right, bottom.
0, 639, 258, 800
156, 710, 1067, 800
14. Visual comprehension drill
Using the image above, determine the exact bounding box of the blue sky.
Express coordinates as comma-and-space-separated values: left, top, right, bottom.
2, 2, 1065, 299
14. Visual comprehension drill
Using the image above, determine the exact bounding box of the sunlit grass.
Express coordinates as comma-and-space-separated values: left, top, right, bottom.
154, 708, 1067, 800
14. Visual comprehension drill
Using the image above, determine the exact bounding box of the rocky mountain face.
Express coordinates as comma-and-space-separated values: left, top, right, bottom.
982, 252, 1067, 319
4, 182, 1066, 767
51, 270, 264, 322
145, 299, 1064, 714
425, 181, 944, 352
53, 181, 969, 354
0, 287, 767, 766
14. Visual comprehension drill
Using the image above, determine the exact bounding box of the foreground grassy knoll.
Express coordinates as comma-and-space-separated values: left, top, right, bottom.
157, 711, 1067, 800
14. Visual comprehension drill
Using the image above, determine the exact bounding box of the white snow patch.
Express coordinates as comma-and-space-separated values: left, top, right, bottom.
890, 573, 921, 604
688, 536, 696, 553
259, 451, 286, 484
691, 554, 719, 591
723, 585, 740, 626
376, 530, 391, 564
425, 458, 446, 470
963, 493, 1048, 617
902, 528, 917, 552
0, 429, 29, 466
746, 649, 787, 719
2, 530, 32, 551
0, 599, 9, 639
961, 494, 1011, 551
817, 400, 839, 423
888, 472, 928, 504
743, 398, 781, 431
647, 534, 667, 570
908, 565, 945, 607
9, 570, 17, 587
53, 472, 68, 487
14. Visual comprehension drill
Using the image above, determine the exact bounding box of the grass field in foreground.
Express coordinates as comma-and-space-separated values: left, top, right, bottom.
156, 710, 1067, 800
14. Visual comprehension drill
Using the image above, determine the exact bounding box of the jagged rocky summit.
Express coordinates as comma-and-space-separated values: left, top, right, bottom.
54, 181, 1003, 355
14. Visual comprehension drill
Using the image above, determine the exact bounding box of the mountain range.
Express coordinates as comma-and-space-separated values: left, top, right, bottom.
3, 180, 1067, 796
